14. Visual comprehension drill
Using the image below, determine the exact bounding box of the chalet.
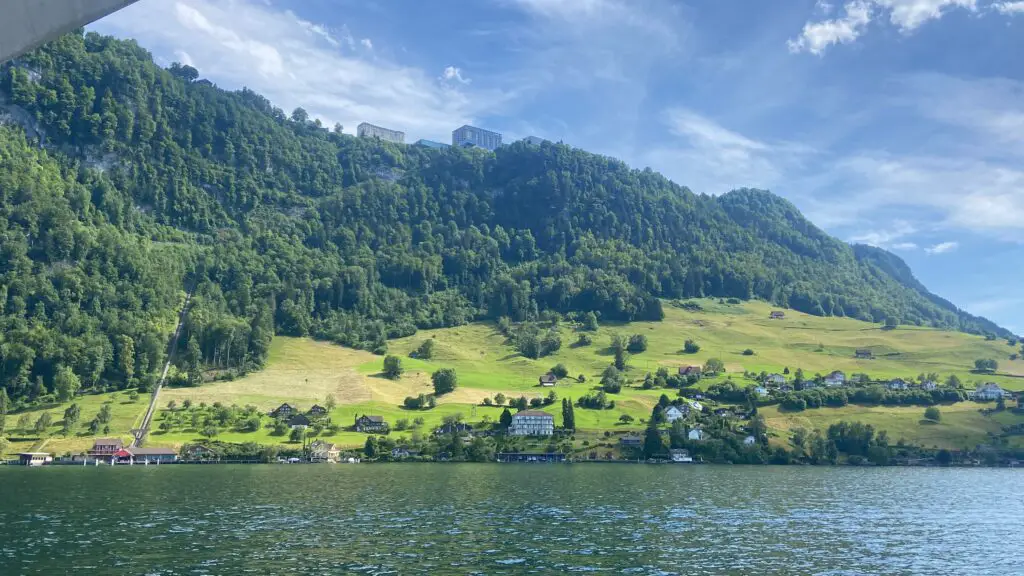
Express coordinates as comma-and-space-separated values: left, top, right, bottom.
508, 410, 554, 436
765, 374, 786, 386
779, 384, 793, 393
128, 447, 178, 463
288, 414, 311, 429
181, 444, 220, 461
688, 428, 704, 441
744, 435, 757, 445
539, 373, 558, 387
308, 405, 328, 416
824, 371, 846, 387
355, 415, 389, 433
619, 435, 643, 449
753, 386, 769, 397
887, 379, 908, 391
679, 365, 703, 378
391, 447, 421, 459
669, 449, 693, 463
855, 349, 873, 359
665, 405, 688, 423
309, 440, 340, 463
921, 380, 938, 391
270, 403, 295, 418
88, 438, 123, 460
435, 422, 474, 436
18, 453, 52, 466
769, 311, 786, 319
975, 383, 1005, 401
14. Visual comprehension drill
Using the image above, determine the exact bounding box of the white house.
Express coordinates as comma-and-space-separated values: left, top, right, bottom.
921, 380, 938, 391
887, 379, 908, 391
743, 435, 757, 445
753, 386, 768, 397
824, 371, 846, 387
688, 428, 704, 441
765, 374, 786, 386
508, 410, 555, 436
974, 383, 1005, 401
665, 405, 688, 423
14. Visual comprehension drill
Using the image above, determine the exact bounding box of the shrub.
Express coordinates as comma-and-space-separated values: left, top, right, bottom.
415, 339, 435, 359
431, 368, 458, 395
383, 355, 404, 379
550, 363, 569, 379
742, 349, 755, 356
627, 334, 648, 353
576, 333, 593, 346
683, 339, 700, 354
924, 406, 941, 422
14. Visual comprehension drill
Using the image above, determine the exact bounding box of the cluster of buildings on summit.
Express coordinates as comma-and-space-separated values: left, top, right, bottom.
356, 121, 545, 151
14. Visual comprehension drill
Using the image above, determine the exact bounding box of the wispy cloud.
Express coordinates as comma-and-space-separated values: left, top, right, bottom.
789, 0, 981, 54
360, 38, 373, 50
441, 66, 471, 84
925, 240, 959, 254
848, 219, 918, 248
91, 0, 513, 142
992, 1, 1024, 14
891, 242, 919, 250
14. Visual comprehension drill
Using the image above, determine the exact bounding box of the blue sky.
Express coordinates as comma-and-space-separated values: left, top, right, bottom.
91, 0, 1024, 334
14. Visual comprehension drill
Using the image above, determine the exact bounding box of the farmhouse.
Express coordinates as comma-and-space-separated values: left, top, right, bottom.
679, 365, 702, 378
855, 349, 873, 359
308, 405, 327, 416
309, 440, 340, 462
88, 438, 123, 460
435, 422, 473, 435
355, 415, 389, 433
887, 379, 908, 391
824, 371, 846, 387
769, 311, 786, 319
665, 405, 688, 423
391, 447, 421, 459
975, 383, 1005, 401
288, 414, 311, 429
508, 410, 554, 436
181, 444, 220, 461
765, 374, 786, 386
270, 403, 295, 418
539, 373, 558, 387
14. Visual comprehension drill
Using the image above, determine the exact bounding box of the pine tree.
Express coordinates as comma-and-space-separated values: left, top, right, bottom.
561, 398, 576, 430
499, 408, 513, 429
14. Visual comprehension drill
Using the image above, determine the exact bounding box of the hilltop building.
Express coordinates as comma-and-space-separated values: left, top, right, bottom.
414, 139, 450, 149
358, 122, 405, 144
508, 410, 554, 436
452, 124, 502, 150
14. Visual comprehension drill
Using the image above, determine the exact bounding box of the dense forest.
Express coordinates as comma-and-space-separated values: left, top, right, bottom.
0, 31, 1011, 406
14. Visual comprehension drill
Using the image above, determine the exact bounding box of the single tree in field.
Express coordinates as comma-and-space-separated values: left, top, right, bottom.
431, 368, 458, 395
704, 358, 725, 375
619, 414, 635, 424
325, 394, 337, 412
683, 339, 700, 354
924, 406, 941, 422
415, 339, 435, 359
561, 398, 576, 430
494, 393, 506, 406
54, 366, 80, 402
383, 355, 404, 379
363, 436, 377, 458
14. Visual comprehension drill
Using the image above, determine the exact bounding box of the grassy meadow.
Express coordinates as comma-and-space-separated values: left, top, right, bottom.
4, 299, 1023, 455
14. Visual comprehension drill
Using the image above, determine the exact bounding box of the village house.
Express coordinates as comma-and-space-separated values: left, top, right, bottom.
921, 380, 938, 391
509, 410, 555, 436
665, 405, 688, 423
88, 438, 124, 461
824, 371, 846, 387
765, 374, 786, 386
619, 435, 643, 449
688, 427, 704, 441
779, 384, 793, 393
855, 349, 874, 359
539, 373, 558, 387
769, 311, 786, 319
308, 405, 327, 416
744, 435, 757, 445
355, 415, 389, 433
670, 449, 693, 463
128, 447, 178, 463
288, 414, 311, 429
391, 447, 421, 459
679, 365, 702, 378
975, 383, 1005, 401
887, 379, 908, 391
753, 386, 769, 398
309, 440, 340, 462
435, 422, 473, 436
181, 444, 220, 461
270, 403, 295, 418
18, 452, 52, 466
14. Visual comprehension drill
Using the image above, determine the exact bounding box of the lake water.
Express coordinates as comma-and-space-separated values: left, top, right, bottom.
0, 464, 1020, 575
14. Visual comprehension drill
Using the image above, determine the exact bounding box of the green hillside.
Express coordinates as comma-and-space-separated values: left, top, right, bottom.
6, 300, 1022, 457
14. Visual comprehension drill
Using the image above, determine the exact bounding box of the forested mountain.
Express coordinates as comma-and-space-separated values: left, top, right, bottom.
0, 31, 1010, 406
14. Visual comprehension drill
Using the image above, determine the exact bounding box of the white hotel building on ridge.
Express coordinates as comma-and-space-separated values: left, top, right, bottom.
508, 410, 554, 436
357, 122, 405, 144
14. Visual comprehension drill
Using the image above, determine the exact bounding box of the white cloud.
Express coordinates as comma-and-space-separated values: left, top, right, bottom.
441, 66, 471, 84
789, 0, 980, 54
848, 219, 918, 247
90, 0, 513, 142
925, 240, 959, 254
993, 1, 1024, 14
173, 49, 194, 67
360, 38, 372, 50
788, 1, 873, 55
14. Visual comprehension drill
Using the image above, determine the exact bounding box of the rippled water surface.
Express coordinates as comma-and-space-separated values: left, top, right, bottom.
1, 464, 1021, 575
